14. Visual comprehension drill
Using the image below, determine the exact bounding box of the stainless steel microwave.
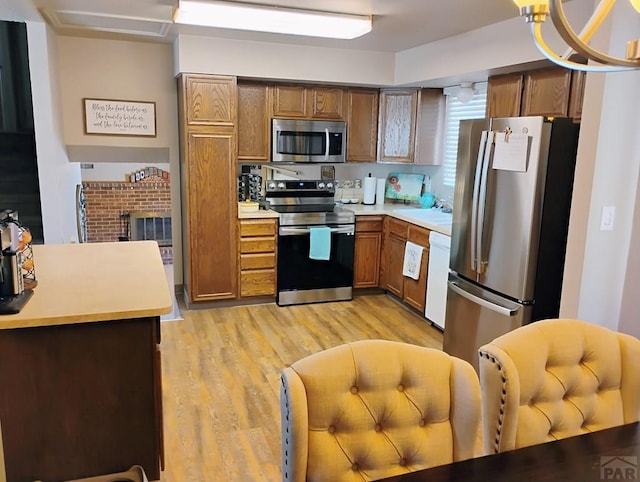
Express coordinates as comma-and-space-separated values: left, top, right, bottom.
272, 119, 346, 163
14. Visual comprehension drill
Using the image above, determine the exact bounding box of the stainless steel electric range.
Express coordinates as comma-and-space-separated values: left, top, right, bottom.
265, 180, 355, 306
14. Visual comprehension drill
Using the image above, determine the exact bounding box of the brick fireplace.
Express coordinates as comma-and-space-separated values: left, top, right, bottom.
82, 181, 172, 263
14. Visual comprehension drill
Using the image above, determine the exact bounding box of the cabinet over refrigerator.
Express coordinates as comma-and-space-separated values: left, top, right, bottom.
443, 116, 580, 371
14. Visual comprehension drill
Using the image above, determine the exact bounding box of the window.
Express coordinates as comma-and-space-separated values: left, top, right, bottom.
442, 83, 487, 187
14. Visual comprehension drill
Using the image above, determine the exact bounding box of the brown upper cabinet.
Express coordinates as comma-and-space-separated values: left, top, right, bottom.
272, 84, 308, 118
272, 84, 346, 120
415, 89, 446, 165
183, 74, 236, 127
310, 87, 345, 119
487, 67, 584, 120
522, 67, 572, 117
486, 73, 523, 118
347, 89, 379, 162
378, 89, 418, 163
568, 70, 586, 121
238, 82, 271, 163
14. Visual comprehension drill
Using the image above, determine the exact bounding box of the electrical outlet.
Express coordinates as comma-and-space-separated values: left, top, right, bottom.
600, 206, 615, 231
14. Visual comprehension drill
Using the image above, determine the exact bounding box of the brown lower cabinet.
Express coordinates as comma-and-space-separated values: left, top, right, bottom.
353, 216, 383, 288
381, 217, 430, 312
239, 218, 277, 297
0, 317, 163, 482
404, 224, 430, 312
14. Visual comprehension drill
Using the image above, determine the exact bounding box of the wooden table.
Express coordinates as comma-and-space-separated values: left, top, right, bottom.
378, 422, 640, 482
0, 241, 172, 482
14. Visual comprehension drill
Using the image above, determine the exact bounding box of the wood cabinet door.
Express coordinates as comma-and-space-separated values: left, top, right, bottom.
403, 225, 430, 312
183, 74, 236, 127
568, 70, 586, 122
186, 131, 238, 301
384, 234, 406, 297
354, 231, 382, 288
486, 74, 523, 118
238, 82, 271, 162
378, 90, 418, 163
347, 89, 379, 162
310, 86, 345, 119
415, 88, 446, 165
522, 67, 571, 117
273, 84, 307, 118
353, 216, 383, 288
382, 217, 408, 297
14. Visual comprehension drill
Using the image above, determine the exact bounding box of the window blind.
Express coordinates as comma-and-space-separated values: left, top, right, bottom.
442, 87, 487, 187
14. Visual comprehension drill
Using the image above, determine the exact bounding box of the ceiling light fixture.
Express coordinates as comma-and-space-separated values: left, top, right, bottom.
456, 82, 475, 103
513, 0, 640, 72
173, 0, 372, 39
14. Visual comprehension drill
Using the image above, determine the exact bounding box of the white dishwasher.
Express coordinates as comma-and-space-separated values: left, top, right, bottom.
425, 231, 451, 330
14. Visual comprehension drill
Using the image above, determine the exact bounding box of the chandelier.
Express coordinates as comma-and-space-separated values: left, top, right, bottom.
514, 0, 640, 72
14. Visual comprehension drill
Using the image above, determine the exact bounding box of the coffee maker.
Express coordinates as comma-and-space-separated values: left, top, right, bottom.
0, 210, 34, 313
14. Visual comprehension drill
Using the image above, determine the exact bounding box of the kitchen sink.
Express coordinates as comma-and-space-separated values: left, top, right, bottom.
394, 208, 453, 225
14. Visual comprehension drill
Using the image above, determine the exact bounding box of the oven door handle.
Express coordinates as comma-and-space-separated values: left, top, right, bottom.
279, 226, 355, 236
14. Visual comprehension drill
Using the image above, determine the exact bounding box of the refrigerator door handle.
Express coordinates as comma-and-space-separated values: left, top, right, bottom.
448, 281, 517, 317
476, 131, 496, 275
471, 131, 489, 273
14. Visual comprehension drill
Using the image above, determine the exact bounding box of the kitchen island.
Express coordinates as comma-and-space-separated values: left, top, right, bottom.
0, 241, 172, 482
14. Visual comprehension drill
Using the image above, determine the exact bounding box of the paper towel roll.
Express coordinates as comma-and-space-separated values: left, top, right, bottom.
376, 178, 386, 205
363, 176, 377, 205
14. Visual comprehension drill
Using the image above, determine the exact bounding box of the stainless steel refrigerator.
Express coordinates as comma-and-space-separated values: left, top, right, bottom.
443, 116, 580, 371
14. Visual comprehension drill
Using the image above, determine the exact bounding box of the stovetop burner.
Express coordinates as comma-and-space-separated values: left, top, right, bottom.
264, 179, 354, 226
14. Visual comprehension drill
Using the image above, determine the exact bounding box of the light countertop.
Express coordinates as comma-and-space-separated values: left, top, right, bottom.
0, 241, 173, 329
239, 203, 452, 235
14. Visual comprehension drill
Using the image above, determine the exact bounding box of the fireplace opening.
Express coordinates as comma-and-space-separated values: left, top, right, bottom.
129, 211, 172, 247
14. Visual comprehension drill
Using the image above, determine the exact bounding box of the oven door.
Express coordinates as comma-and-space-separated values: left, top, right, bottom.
277, 224, 355, 305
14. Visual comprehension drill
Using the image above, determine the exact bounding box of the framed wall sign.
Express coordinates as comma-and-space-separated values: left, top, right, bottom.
83, 98, 157, 137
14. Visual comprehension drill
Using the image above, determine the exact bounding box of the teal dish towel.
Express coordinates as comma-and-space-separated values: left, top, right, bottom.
309, 226, 332, 261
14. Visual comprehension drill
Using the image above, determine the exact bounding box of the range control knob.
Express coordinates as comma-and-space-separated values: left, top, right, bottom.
318, 182, 325, 189
267, 182, 277, 190
277, 182, 286, 189
326, 182, 333, 189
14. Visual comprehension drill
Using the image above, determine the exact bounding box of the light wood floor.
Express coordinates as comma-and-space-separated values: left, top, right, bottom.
159, 294, 443, 482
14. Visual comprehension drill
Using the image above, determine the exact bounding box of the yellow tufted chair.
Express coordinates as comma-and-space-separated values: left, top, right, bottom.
478, 318, 640, 455
280, 339, 481, 482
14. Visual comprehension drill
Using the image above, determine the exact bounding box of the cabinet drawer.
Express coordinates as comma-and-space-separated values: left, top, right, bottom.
240, 269, 276, 297
239, 220, 277, 236
408, 224, 430, 247
387, 217, 408, 239
240, 253, 276, 270
356, 216, 384, 233
240, 236, 276, 254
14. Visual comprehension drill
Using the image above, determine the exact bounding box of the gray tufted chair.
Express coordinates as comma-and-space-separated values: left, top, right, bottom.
280, 339, 481, 482
478, 318, 640, 454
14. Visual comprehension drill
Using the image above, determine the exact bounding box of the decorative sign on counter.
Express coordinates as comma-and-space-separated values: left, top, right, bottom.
83, 98, 156, 137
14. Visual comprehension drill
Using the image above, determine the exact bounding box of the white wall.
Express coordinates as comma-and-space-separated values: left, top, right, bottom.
561, 0, 640, 336
394, 2, 592, 87
174, 35, 395, 86
26, 22, 82, 244
80, 162, 170, 182
56, 36, 183, 283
